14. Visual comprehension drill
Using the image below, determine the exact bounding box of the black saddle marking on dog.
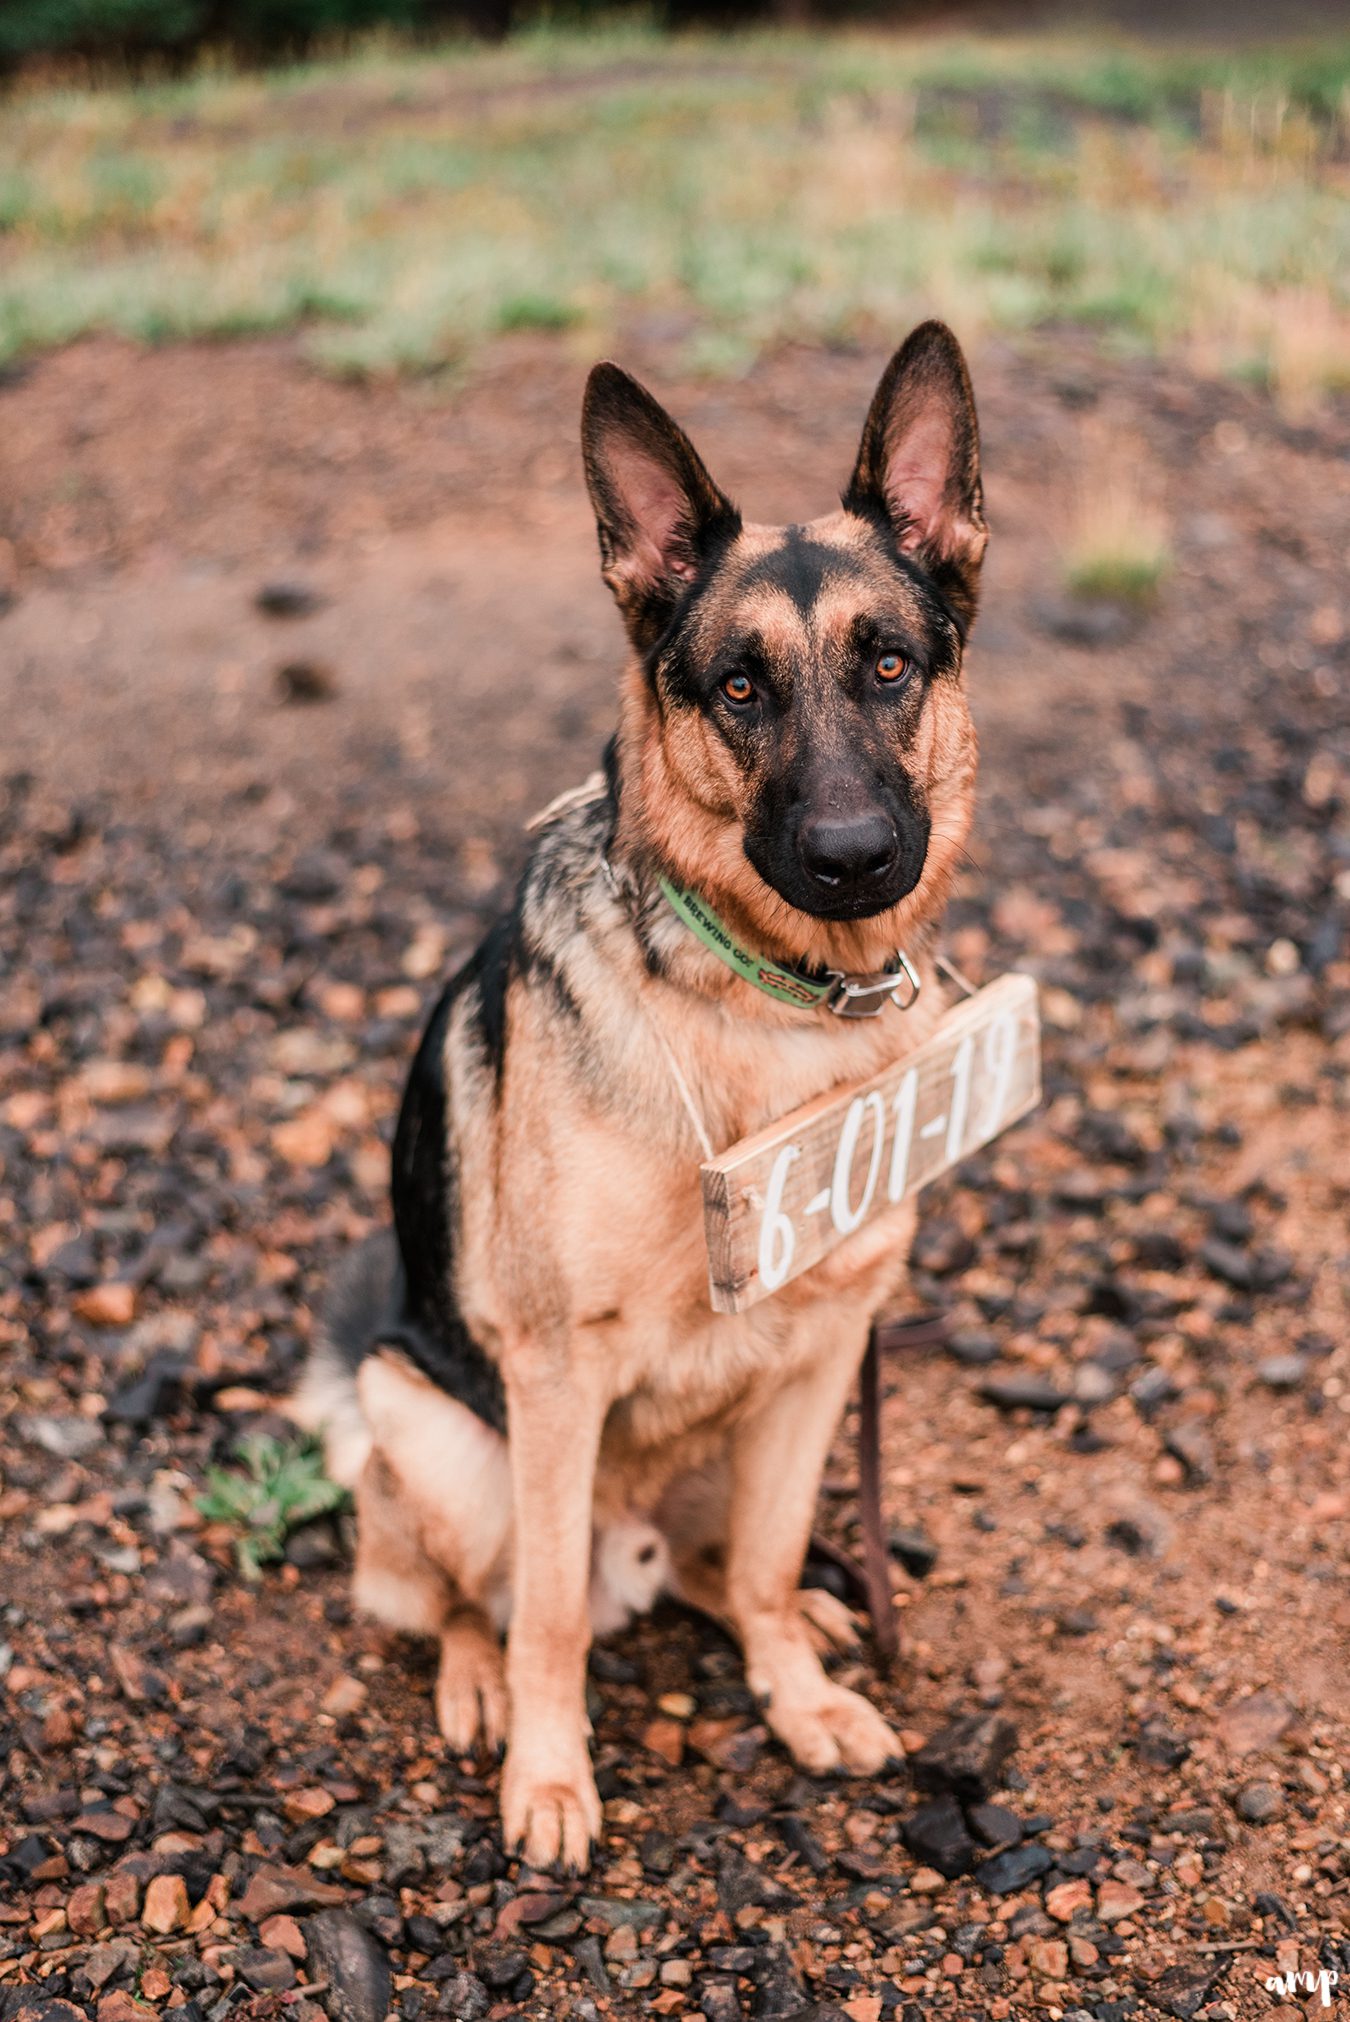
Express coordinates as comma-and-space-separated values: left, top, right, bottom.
389, 963, 508, 1436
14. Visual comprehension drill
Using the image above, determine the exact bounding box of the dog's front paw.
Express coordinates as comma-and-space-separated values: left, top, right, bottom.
796, 1585, 863, 1658
436, 1617, 508, 1756
501, 1747, 601, 1873
765, 1681, 901, 1778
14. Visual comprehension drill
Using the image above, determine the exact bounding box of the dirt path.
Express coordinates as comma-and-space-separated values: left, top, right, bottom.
0, 330, 1346, 2021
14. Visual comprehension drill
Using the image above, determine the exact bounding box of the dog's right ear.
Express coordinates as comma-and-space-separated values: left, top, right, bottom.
582, 363, 741, 650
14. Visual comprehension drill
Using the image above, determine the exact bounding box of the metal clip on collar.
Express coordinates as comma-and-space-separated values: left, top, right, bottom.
825, 950, 922, 1018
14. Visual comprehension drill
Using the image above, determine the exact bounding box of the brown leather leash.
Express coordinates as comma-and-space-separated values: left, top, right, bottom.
857, 1325, 898, 1669
824, 1314, 949, 1672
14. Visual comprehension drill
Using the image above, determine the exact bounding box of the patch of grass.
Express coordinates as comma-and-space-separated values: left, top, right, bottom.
1067, 548, 1170, 605
197, 1431, 348, 1581
0, 25, 1348, 380
1063, 446, 1171, 608
1245, 286, 1350, 419
494, 289, 579, 332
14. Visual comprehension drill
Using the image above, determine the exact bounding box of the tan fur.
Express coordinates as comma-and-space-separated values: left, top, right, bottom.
290, 1348, 371, 1488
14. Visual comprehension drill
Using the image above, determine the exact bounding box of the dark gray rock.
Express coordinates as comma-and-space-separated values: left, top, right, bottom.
900, 1794, 976, 1878
569, 1938, 610, 1995
1258, 1354, 1307, 1391
911, 1714, 1019, 1803
1104, 1513, 1162, 1559
1163, 1424, 1214, 1483
303, 1910, 391, 2022
103, 1352, 186, 1425
475, 1945, 528, 1992
1129, 1366, 1177, 1414
229, 1948, 295, 1993
283, 1520, 343, 1569
435, 1971, 489, 2019
888, 1526, 938, 1578
699, 1984, 742, 2022
275, 660, 338, 705
911, 1218, 976, 1276
967, 1802, 1023, 1849
1056, 1606, 1099, 1638
1133, 1229, 1186, 1270
1135, 1721, 1190, 1770
978, 1375, 1072, 1414
3, 2004, 87, 2022
775, 1814, 827, 1875
256, 580, 325, 619
1199, 1238, 1253, 1288
1234, 1781, 1284, 1824
716, 1846, 795, 1913
1202, 1240, 1293, 1293
974, 1842, 1053, 1894
946, 1329, 1000, 1366
578, 1895, 665, 1932
1209, 1198, 1254, 1244
707, 1947, 760, 1974
753, 1941, 808, 2017
1144, 1957, 1230, 2019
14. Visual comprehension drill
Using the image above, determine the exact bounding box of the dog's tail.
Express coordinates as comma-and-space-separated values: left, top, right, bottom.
289, 1230, 400, 1488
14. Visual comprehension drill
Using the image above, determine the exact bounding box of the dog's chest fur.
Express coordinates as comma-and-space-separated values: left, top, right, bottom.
411, 791, 940, 1476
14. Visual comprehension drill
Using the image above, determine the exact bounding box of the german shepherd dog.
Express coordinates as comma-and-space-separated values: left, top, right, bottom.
294, 321, 986, 1871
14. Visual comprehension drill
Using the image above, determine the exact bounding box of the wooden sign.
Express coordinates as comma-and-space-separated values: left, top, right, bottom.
701, 973, 1041, 1314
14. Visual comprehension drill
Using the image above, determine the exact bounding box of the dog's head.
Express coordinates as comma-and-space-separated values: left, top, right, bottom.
583, 322, 986, 967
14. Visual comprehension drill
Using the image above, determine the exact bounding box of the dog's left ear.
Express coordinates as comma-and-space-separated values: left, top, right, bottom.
844, 321, 987, 625
582, 363, 741, 650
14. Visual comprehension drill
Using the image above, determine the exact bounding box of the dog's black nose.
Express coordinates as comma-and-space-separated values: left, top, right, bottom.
797, 811, 897, 889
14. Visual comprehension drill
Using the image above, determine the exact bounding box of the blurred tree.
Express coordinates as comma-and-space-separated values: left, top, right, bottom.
0, 0, 208, 63
0, 0, 993, 67
0, 0, 521, 63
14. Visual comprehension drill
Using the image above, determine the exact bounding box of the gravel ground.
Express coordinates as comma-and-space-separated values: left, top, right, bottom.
0, 330, 1347, 2022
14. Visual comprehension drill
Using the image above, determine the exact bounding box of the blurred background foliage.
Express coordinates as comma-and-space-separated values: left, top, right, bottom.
6, 0, 926, 67
0, 0, 515, 66
8, 0, 1350, 69
1, 7, 1348, 405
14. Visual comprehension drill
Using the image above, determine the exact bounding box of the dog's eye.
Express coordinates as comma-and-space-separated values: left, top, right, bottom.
875, 652, 909, 684
720, 672, 755, 705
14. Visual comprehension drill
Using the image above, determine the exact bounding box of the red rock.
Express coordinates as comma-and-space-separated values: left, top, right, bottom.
1027, 1937, 1068, 1979
72, 1808, 135, 1843
102, 1872, 141, 1925
641, 1717, 685, 1768
1097, 1880, 1145, 1923
98, 1996, 155, 2022
141, 1873, 190, 1934
73, 1282, 138, 1327
234, 1864, 345, 1923
109, 1644, 165, 1705
282, 1787, 335, 1823
1219, 1690, 1295, 1755
320, 1675, 368, 1718
259, 1913, 307, 1958
1045, 1878, 1092, 1923
67, 1882, 107, 1935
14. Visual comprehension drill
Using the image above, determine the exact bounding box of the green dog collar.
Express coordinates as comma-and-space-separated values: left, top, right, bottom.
659, 876, 921, 1019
